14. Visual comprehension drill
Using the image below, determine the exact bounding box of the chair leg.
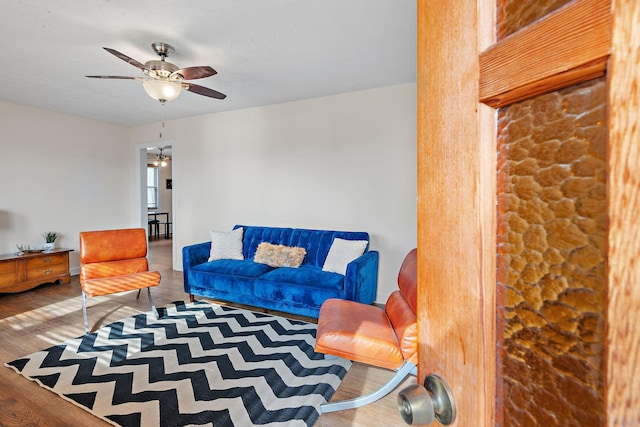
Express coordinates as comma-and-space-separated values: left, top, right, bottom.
320, 360, 417, 414
147, 287, 158, 318
82, 291, 90, 334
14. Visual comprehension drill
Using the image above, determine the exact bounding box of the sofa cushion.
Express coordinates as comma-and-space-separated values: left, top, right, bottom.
208, 228, 244, 261
254, 242, 306, 268
239, 226, 293, 260
189, 259, 273, 295
256, 265, 344, 291
254, 268, 345, 308
192, 259, 273, 278
235, 225, 370, 269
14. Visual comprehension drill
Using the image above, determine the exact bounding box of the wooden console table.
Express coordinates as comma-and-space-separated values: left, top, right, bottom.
0, 248, 73, 293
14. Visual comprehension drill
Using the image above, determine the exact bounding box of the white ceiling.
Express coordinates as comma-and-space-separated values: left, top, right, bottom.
0, 1, 416, 126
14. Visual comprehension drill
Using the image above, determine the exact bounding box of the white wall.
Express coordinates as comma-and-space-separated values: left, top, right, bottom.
0, 84, 415, 302
130, 83, 417, 301
158, 160, 173, 222
0, 102, 134, 271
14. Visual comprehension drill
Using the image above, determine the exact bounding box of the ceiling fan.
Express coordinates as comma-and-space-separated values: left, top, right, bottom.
148, 146, 171, 167
87, 42, 226, 104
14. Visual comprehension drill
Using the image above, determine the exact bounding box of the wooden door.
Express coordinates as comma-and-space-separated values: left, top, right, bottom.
416, 0, 639, 425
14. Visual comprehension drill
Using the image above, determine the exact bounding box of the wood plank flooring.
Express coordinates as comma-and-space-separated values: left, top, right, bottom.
0, 239, 414, 426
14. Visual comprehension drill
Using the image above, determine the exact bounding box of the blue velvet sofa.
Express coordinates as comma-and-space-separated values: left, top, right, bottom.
182, 225, 379, 318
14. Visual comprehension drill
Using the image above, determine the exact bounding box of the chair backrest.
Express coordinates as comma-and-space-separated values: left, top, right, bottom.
397, 248, 418, 313
385, 248, 418, 361
79, 228, 150, 282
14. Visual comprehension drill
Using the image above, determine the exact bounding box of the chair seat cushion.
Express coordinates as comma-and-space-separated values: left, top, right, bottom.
81, 271, 160, 297
315, 298, 404, 370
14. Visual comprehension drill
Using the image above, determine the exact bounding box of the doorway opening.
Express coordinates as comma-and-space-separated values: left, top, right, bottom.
138, 142, 175, 270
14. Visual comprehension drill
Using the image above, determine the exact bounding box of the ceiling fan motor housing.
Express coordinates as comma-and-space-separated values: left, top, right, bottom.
145, 60, 180, 79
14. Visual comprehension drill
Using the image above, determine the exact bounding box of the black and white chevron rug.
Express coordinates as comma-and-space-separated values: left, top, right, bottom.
5, 300, 351, 427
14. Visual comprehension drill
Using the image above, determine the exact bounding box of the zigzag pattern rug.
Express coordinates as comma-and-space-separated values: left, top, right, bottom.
5, 300, 351, 427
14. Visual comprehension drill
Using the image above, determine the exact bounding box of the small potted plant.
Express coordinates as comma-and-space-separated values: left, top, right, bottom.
42, 231, 60, 251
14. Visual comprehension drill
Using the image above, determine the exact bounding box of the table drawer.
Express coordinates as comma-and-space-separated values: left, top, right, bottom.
27, 263, 68, 281
27, 253, 66, 268
0, 261, 20, 287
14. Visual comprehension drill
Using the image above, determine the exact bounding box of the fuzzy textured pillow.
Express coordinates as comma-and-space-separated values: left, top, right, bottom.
253, 242, 306, 268
208, 227, 244, 261
322, 238, 368, 275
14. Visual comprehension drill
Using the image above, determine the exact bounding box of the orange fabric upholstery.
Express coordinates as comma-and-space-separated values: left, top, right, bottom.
397, 247, 417, 313
80, 228, 149, 264
79, 228, 160, 308
81, 271, 161, 297
81, 258, 149, 282
385, 290, 418, 363
315, 248, 418, 370
315, 298, 404, 370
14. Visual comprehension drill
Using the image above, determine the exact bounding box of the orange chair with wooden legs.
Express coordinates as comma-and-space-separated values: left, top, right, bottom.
315, 248, 418, 413
79, 228, 161, 334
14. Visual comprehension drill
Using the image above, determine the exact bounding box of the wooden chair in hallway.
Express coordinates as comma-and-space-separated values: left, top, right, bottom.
79, 228, 161, 334
148, 219, 160, 239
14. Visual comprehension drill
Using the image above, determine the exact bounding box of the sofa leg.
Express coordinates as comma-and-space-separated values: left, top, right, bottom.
189, 294, 195, 303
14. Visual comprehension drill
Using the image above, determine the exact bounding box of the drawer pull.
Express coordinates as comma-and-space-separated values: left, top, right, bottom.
43, 269, 53, 274
43, 257, 52, 263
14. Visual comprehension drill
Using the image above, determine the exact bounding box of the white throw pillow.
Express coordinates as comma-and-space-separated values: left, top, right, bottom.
322, 238, 368, 275
208, 227, 244, 261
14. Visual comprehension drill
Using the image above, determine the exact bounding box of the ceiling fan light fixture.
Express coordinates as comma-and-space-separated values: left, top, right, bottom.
143, 79, 182, 103
152, 156, 168, 167
150, 146, 170, 167
87, 43, 226, 101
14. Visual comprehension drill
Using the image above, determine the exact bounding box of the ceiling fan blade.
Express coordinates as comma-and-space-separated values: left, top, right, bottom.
103, 47, 148, 71
173, 66, 217, 80
85, 75, 141, 80
184, 83, 226, 99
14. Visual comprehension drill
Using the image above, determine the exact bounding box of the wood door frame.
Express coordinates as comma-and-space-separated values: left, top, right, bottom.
417, 0, 639, 424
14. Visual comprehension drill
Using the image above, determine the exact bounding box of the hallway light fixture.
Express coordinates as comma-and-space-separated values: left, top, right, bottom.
153, 147, 170, 167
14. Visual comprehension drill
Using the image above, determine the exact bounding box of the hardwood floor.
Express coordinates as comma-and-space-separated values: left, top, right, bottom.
0, 238, 414, 426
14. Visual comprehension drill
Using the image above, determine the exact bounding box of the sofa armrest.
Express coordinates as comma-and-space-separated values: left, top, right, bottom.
182, 242, 211, 292
344, 250, 379, 304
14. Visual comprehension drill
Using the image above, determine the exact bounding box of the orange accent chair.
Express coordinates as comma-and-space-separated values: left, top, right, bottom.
79, 228, 161, 334
315, 248, 418, 413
